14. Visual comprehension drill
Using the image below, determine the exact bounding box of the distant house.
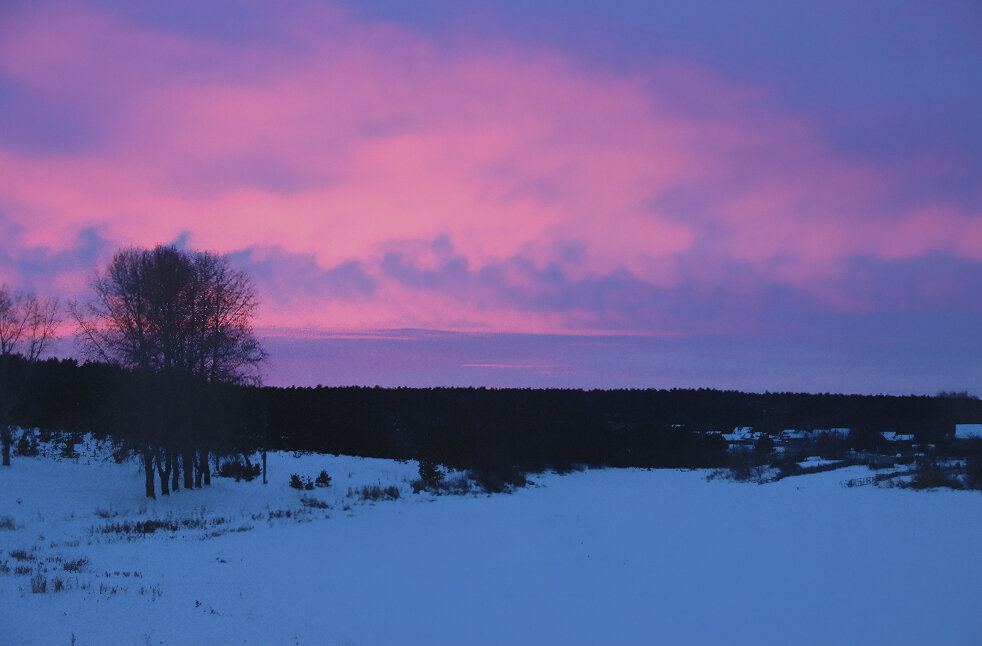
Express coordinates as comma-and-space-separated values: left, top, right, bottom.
722, 427, 757, 447
880, 432, 915, 443
954, 424, 982, 440
778, 429, 810, 446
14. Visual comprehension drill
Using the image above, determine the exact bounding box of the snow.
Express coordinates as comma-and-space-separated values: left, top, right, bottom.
796, 456, 838, 468
2, 436, 982, 645
954, 423, 982, 440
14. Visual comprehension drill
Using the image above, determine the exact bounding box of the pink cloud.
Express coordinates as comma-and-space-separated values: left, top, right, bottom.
0, 0, 978, 333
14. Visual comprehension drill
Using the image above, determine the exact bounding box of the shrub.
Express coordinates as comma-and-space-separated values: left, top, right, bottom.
288, 474, 314, 490
15, 430, 37, 457
300, 495, 330, 509
30, 570, 47, 594
470, 466, 529, 494
771, 451, 801, 477
9, 549, 33, 562
908, 465, 963, 490
63, 557, 89, 573
418, 460, 444, 487
412, 472, 473, 495
0, 515, 14, 530
352, 485, 400, 502
218, 460, 261, 482
60, 435, 78, 459
315, 470, 332, 487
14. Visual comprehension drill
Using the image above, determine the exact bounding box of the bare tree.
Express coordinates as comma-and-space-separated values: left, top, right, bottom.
73, 245, 266, 497
0, 284, 60, 466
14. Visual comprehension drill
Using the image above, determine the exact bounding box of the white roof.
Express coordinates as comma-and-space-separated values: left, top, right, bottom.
881, 432, 915, 442
955, 424, 982, 440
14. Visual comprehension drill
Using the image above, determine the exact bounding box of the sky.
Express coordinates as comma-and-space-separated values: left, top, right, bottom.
1, 0, 980, 393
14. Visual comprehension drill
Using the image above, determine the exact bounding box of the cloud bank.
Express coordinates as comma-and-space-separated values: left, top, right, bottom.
1, 1, 979, 390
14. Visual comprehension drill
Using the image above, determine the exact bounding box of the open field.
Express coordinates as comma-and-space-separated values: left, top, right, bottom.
1, 440, 981, 645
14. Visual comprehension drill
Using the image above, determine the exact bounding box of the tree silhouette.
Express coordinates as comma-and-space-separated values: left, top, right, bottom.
0, 284, 60, 466
73, 245, 266, 497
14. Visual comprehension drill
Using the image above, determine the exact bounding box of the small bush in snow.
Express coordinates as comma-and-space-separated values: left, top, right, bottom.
218, 460, 261, 482
443, 473, 473, 495
0, 515, 15, 530
315, 470, 332, 487
418, 460, 444, 487
60, 435, 78, 459
0, 560, 9, 575
907, 466, 963, 490
63, 557, 88, 572
412, 472, 475, 495
9, 549, 33, 562
472, 467, 528, 494
351, 485, 400, 502
14, 564, 31, 576
30, 569, 47, 594
289, 473, 310, 490
99, 517, 229, 535
300, 495, 330, 509
111, 446, 130, 464
15, 430, 37, 457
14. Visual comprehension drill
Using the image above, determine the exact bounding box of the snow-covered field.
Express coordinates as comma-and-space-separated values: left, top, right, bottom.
2, 438, 981, 645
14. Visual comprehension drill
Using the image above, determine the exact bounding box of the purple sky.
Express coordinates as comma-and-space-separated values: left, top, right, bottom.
1, 1, 980, 394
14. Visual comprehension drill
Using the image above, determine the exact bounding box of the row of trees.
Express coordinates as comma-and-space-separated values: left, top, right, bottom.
7, 358, 982, 495
2, 245, 267, 498
72, 245, 266, 497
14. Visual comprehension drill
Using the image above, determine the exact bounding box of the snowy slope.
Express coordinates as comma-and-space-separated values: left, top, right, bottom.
1, 439, 981, 645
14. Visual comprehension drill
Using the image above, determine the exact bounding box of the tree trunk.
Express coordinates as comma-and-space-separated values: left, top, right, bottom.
183, 449, 194, 489
157, 449, 171, 496
156, 448, 170, 496
143, 448, 156, 499
195, 451, 203, 488
1, 426, 11, 467
198, 450, 210, 486
171, 452, 180, 492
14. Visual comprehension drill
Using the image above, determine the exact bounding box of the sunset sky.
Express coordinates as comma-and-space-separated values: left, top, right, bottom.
1, 1, 980, 393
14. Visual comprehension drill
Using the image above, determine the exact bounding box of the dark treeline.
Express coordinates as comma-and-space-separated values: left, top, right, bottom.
1, 354, 261, 478
6, 354, 982, 483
